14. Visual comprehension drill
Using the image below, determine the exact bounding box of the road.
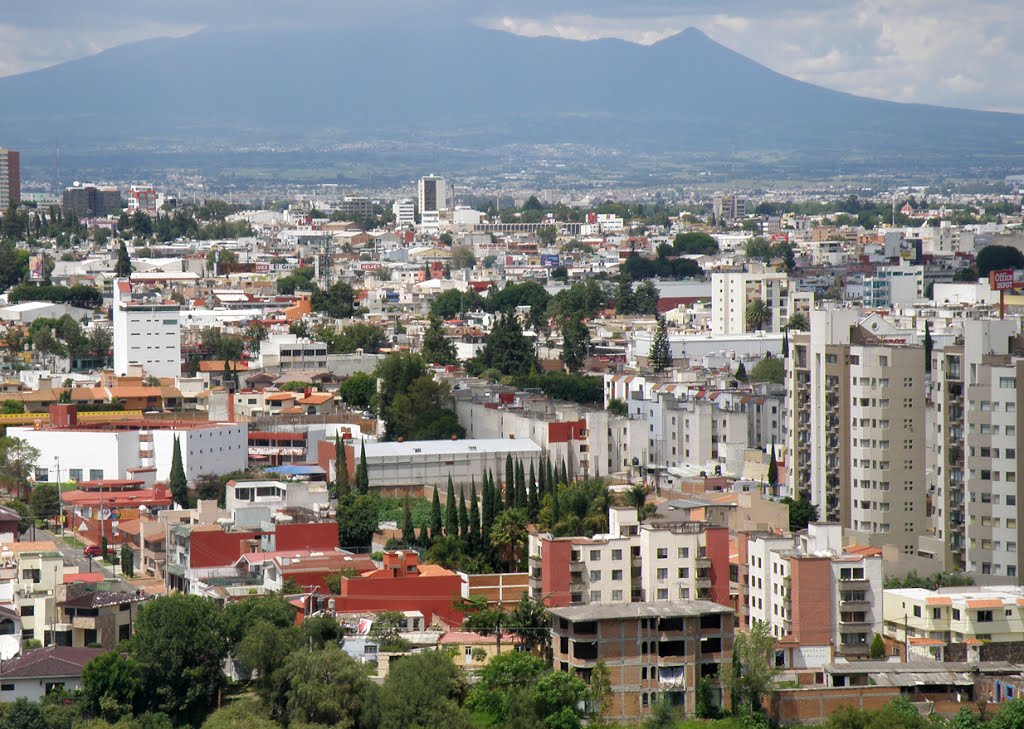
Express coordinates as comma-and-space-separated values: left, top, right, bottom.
36, 527, 133, 591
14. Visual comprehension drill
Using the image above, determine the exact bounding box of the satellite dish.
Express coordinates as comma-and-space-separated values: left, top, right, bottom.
0, 635, 20, 661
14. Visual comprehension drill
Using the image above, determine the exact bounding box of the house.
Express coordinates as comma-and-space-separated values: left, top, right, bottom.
439, 630, 522, 670
0, 507, 21, 543
54, 587, 149, 649
0, 646, 105, 701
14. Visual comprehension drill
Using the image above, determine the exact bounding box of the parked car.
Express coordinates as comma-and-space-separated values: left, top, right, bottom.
83, 545, 102, 557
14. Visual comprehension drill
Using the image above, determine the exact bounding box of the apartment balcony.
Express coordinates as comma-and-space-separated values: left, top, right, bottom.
696, 557, 712, 569
839, 643, 871, 656
840, 597, 871, 608
838, 577, 870, 589
72, 616, 96, 630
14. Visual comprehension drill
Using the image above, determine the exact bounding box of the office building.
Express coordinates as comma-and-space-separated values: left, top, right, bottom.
786, 310, 926, 555
112, 278, 181, 379
127, 185, 158, 215
393, 199, 415, 228
418, 175, 446, 231
0, 148, 20, 209
712, 193, 745, 224
63, 183, 122, 217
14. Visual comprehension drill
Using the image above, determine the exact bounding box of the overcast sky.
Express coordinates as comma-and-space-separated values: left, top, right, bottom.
1, 0, 1020, 112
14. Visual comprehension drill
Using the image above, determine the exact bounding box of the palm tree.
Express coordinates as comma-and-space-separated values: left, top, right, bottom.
785, 312, 809, 331
745, 298, 772, 332
491, 508, 529, 571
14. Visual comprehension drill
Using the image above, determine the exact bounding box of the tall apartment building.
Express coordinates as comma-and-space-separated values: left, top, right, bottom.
931, 319, 1024, 579
63, 183, 122, 217
550, 601, 733, 720
787, 310, 927, 554
0, 148, 20, 209
740, 523, 884, 665
529, 506, 731, 608
417, 175, 446, 231
711, 269, 813, 334
712, 193, 745, 224
862, 263, 925, 308
112, 278, 182, 379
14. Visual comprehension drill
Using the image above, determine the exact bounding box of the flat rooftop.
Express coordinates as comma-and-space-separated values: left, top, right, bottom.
549, 600, 732, 622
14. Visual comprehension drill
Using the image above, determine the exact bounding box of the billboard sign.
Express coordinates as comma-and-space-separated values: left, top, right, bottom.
28, 255, 44, 282
990, 269, 1016, 291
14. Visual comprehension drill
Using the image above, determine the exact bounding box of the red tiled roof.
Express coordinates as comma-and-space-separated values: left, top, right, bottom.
0, 647, 105, 678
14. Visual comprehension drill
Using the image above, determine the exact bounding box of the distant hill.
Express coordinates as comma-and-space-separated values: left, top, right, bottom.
1, 24, 1021, 178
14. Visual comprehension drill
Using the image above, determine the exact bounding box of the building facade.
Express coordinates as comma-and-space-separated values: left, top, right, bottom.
112, 278, 182, 379
711, 269, 813, 335
0, 148, 19, 209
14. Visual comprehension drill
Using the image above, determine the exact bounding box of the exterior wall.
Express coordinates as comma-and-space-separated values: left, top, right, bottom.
10, 429, 136, 483
771, 686, 902, 725
550, 606, 733, 721
335, 573, 464, 625
113, 279, 181, 379
459, 572, 529, 609
155, 425, 249, 481
361, 442, 542, 491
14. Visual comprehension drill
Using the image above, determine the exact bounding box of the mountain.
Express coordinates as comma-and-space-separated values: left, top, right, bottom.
0, 24, 1021, 178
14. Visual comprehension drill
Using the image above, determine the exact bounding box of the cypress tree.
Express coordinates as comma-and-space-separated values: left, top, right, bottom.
168, 436, 188, 507
493, 468, 505, 518
115, 239, 133, 277
560, 459, 569, 486
767, 439, 779, 487
482, 469, 495, 540
458, 490, 469, 539
546, 458, 555, 492
401, 495, 415, 546
538, 457, 547, 497
445, 476, 458, 537
334, 435, 350, 496
431, 487, 443, 537
552, 483, 561, 524
528, 462, 539, 522
515, 460, 527, 509
469, 482, 480, 543
505, 454, 515, 508
355, 441, 369, 494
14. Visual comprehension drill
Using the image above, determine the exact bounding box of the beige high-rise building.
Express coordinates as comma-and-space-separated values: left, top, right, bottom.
787, 310, 927, 555
930, 319, 1024, 581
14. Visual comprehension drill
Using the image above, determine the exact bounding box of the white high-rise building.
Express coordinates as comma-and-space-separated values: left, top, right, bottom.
417, 175, 446, 232
393, 199, 415, 228
112, 278, 182, 379
711, 268, 813, 334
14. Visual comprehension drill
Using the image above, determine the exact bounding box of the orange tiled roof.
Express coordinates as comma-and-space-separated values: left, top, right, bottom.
926, 596, 953, 606
965, 599, 1004, 609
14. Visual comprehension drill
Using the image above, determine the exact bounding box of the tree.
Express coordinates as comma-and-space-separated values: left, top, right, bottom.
0, 698, 48, 729
168, 437, 188, 507
469, 651, 546, 721
331, 322, 388, 354
421, 315, 457, 365
311, 281, 357, 319
200, 697, 282, 729
30, 482, 59, 524
781, 497, 819, 532
745, 298, 772, 332
720, 620, 778, 716
338, 372, 376, 411
121, 542, 135, 577
870, 633, 885, 659
767, 441, 779, 487
430, 487, 443, 539
458, 490, 469, 539
445, 477, 458, 537
283, 646, 375, 727
369, 611, 412, 652
115, 240, 133, 277
449, 246, 476, 270
606, 398, 628, 416
735, 362, 748, 381
0, 437, 39, 500
588, 660, 612, 724
750, 356, 785, 384
977, 244, 1024, 277
336, 493, 379, 547
130, 594, 228, 724
532, 671, 588, 729
648, 316, 672, 373
506, 595, 551, 655
470, 314, 537, 377
786, 312, 809, 331
401, 495, 415, 545
80, 652, 143, 721
377, 650, 472, 729
334, 435, 350, 496
355, 440, 369, 494
491, 508, 529, 571
234, 619, 300, 706
375, 352, 428, 429
560, 315, 590, 374
695, 676, 720, 719
673, 231, 719, 255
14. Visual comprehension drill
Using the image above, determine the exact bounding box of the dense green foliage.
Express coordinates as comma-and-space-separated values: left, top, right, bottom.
8, 283, 103, 309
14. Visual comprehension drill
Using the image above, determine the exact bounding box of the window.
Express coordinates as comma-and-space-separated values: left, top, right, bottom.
913, 605, 922, 618
89, 469, 104, 481
69, 468, 83, 482
611, 570, 623, 581
678, 567, 690, 579
656, 548, 668, 559
611, 590, 623, 601
977, 610, 994, 623
590, 591, 601, 603
678, 547, 690, 559
953, 609, 961, 620
656, 568, 668, 580
590, 570, 601, 582
590, 550, 601, 561
656, 588, 669, 600
611, 549, 623, 561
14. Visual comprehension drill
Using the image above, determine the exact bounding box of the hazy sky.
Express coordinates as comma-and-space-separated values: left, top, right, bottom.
1, 0, 1020, 112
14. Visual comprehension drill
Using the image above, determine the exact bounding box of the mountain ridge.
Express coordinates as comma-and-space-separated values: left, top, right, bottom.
0, 23, 1020, 178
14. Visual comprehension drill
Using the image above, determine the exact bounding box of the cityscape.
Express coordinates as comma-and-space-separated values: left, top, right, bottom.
0, 3, 1023, 729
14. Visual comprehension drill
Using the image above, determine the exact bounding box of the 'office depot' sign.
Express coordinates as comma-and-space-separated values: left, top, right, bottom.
991, 269, 1016, 291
